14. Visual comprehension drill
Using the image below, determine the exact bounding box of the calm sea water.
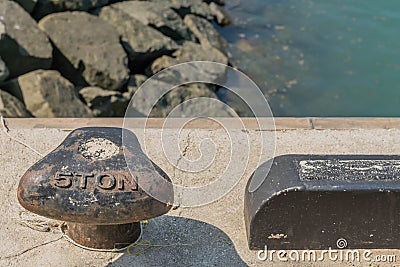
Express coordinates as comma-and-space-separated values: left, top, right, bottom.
219, 0, 400, 116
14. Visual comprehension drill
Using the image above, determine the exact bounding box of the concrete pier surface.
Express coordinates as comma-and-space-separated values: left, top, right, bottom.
1, 118, 400, 266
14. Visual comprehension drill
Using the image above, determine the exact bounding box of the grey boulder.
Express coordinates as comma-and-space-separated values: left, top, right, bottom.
111, 1, 195, 41
128, 77, 232, 118
149, 42, 228, 87
122, 74, 148, 100
203, 0, 226, 5
150, 0, 213, 20
153, 82, 233, 117
184, 14, 228, 54
32, 0, 109, 19
151, 42, 228, 72
2, 70, 92, 117
39, 12, 129, 91
79, 86, 129, 117
0, 1, 52, 79
0, 89, 32, 118
216, 87, 254, 117
99, 6, 178, 69
209, 2, 231, 26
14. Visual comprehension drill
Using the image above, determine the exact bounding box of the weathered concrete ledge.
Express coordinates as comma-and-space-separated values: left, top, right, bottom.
4, 117, 400, 130
1, 118, 400, 266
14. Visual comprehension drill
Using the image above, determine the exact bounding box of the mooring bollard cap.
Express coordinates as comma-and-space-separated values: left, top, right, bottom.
17, 127, 173, 225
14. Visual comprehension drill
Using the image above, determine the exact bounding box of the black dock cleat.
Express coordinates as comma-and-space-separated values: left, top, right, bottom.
245, 154, 400, 250
18, 127, 173, 250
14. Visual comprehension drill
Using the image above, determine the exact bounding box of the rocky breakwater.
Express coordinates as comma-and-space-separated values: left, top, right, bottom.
0, 0, 234, 118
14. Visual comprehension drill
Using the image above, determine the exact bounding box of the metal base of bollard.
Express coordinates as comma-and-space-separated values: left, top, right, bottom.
66, 222, 142, 249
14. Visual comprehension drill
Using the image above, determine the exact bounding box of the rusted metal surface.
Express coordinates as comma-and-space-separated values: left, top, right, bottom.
245, 154, 400, 250
66, 222, 141, 249
17, 127, 173, 249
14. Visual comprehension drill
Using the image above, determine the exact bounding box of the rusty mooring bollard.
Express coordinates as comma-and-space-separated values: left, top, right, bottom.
245, 154, 400, 249
17, 127, 173, 250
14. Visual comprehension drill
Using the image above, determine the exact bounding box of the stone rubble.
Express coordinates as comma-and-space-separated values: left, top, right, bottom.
0, 0, 240, 118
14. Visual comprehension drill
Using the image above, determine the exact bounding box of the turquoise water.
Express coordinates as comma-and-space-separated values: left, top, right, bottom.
219, 0, 400, 116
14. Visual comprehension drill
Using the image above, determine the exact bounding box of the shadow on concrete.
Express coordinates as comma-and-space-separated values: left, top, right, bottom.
107, 215, 247, 266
